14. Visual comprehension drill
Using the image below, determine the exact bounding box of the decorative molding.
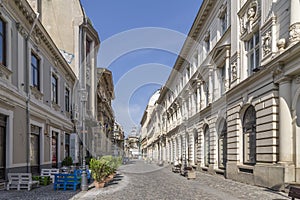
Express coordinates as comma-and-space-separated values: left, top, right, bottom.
277, 38, 286, 52
30, 86, 43, 101
239, 0, 260, 38
289, 22, 300, 44
231, 62, 237, 81
262, 30, 271, 56
295, 76, 300, 84
0, 63, 12, 80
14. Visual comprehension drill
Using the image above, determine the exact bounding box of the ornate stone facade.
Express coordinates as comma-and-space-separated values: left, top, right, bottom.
141, 0, 300, 191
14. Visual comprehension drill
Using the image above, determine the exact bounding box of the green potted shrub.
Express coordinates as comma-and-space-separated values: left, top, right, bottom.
62, 156, 73, 167
89, 158, 110, 188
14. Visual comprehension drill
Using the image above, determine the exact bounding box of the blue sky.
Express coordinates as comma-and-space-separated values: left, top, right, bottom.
81, 0, 202, 135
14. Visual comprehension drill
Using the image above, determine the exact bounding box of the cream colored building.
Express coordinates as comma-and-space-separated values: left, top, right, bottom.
141, 0, 300, 190
94, 68, 115, 157
0, 0, 77, 180
27, 0, 101, 164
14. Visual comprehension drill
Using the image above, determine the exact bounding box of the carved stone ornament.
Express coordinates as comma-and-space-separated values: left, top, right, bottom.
277, 38, 286, 52
86, 67, 91, 82
240, 1, 258, 36
289, 22, 300, 43
296, 76, 300, 84
231, 62, 237, 80
262, 31, 271, 56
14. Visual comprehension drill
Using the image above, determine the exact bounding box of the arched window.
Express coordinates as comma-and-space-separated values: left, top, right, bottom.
204, 126, 210, 167
243, 106, 256, 164
218, 119, 227, 169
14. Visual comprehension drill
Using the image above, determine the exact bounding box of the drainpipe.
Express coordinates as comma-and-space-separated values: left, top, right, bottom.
25, 12, 39, 173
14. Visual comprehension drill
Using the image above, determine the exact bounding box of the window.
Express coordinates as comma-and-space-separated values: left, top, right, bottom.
51, 74, 58, 104
246, 32, 260, 75
205, 81, 209, 105
243, 106, 256, 165
218, 120, 227, 169
0, 18, 6, 66
65, 134, 70, 158
187, 66, 190, 79
204, 126, 210, 167
31, 53, 40, 90
220, 66, 226, 95
220, 10, 227, 35
204, 32, 210, 54
65, 88, 70, 112
0, 114, 7, 180
194, 131, 198, 164
30, 125, 40, 174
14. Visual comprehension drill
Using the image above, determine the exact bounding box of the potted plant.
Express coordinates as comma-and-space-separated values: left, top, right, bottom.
89, 158, 110, 188
62, 156, 73, 167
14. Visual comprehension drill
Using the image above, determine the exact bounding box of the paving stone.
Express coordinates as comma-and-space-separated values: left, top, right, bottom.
72, 160, 289, 200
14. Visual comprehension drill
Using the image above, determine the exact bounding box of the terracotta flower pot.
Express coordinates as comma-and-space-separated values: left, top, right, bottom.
94, 180, 105, 188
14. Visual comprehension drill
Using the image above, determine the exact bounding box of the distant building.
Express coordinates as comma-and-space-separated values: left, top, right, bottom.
95, 68, 115, 156
125, 127, 140, 159
141, 0, 300, 190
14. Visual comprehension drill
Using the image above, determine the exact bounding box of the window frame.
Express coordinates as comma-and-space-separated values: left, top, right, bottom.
51, 74, 58, 104
0, 18, 6, 66
65, 87, 70, 112
243, 106, 256, 165
246, 31, 260, 75
31, 52, 40, 90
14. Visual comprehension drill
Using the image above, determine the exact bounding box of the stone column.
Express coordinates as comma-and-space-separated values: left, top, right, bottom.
289, 0, 300, 44
278, 77, 293, 163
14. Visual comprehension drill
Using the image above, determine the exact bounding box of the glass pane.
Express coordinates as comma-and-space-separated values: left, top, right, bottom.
0, 36, 3, 64
255, 32, 259, 45
0, 20, 3, 33
30, 134, 39, 165
250, 53, 254, 70
248, 38, 253, 50
255, 48, 260, 67
0, 127, 4, 168
244, 133, 250, 163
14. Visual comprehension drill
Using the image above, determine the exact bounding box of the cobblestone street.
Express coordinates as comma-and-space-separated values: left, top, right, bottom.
73, 160, 289, 200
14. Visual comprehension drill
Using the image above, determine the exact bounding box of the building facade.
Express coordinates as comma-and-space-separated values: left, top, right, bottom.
0, 0, 77, 180
141, 0, 300, 190
95, 68, 115, 157
27, 0, 101, 165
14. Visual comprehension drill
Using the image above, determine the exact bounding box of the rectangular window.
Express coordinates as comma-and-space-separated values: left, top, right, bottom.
246, 32, 260, 75
31, 53, 40, 90
0, 18, 6, 66
51, 75, 58, 104
65, 88, 70, 112
220, 12, 227, 35
65, 134, 70, 158
187, 66, 190, 79
220, 66, 225, 95
205, 40, 210, 54
30, 125, 40, 174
